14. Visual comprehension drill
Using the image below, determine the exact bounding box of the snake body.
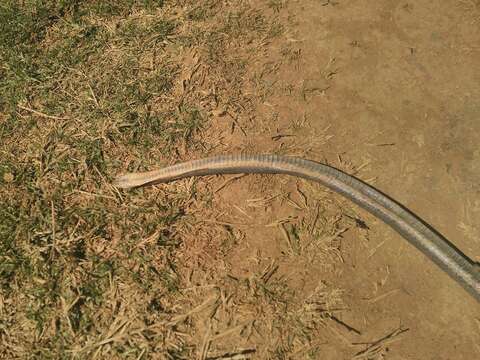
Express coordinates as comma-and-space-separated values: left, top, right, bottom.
114, 154, 480, 302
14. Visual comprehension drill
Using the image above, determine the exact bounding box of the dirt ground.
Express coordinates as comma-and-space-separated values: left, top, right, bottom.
1, 0, 480, 359
235, 0, 480, 358
216, 0, 480, 358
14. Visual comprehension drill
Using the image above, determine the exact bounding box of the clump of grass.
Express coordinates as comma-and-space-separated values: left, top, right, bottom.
0, 0, 358, 358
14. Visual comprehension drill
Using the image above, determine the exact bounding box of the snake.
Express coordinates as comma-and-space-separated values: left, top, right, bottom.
114, 154, 480, 302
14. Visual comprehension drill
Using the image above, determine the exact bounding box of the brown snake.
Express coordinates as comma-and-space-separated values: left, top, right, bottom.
114, 154, 480, 302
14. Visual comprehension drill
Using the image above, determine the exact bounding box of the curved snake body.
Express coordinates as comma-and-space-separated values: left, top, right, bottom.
114, 154, 480, 302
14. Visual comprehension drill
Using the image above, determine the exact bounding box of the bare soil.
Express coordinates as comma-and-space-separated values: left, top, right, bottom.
214, 0, 480, 358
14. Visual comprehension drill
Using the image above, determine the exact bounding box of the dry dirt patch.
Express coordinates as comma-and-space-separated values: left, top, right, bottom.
1, 0, 479, 359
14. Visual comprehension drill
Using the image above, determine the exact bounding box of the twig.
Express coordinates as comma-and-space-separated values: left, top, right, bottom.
87, 82, 99, 107
18, 104, 69, 120
329, 315, 362, 335
352, 327, 409, 359
168, 295, 219, 326
135, 348, 146, 360
49, 201, 56, 261
226, 111, 247, 137
279, 223, 294, 254
200, 219, 252, 227
199, 321, 212, 360
214, 174, 246, 193
365, 289, 400, 304
210, 321, 252, 342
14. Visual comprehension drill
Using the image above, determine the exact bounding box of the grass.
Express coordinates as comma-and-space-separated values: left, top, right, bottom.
0, 0, 365, 358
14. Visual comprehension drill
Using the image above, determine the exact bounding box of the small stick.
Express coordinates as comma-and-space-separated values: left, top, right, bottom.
87, 83, 99, 107
50, 201, 56, 261
214, 174, 246, 193
279, 223, 294, 254
18, 104, 69, 120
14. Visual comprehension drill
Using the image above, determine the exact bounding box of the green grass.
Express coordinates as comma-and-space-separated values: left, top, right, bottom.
0, 1, 350, 358
0, 1, 193, 357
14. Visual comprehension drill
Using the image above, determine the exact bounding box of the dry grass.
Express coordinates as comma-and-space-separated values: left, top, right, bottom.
0, 1, 402, 359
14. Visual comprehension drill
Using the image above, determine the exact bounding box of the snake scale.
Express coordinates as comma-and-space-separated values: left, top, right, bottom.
114, 154, 480, 302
